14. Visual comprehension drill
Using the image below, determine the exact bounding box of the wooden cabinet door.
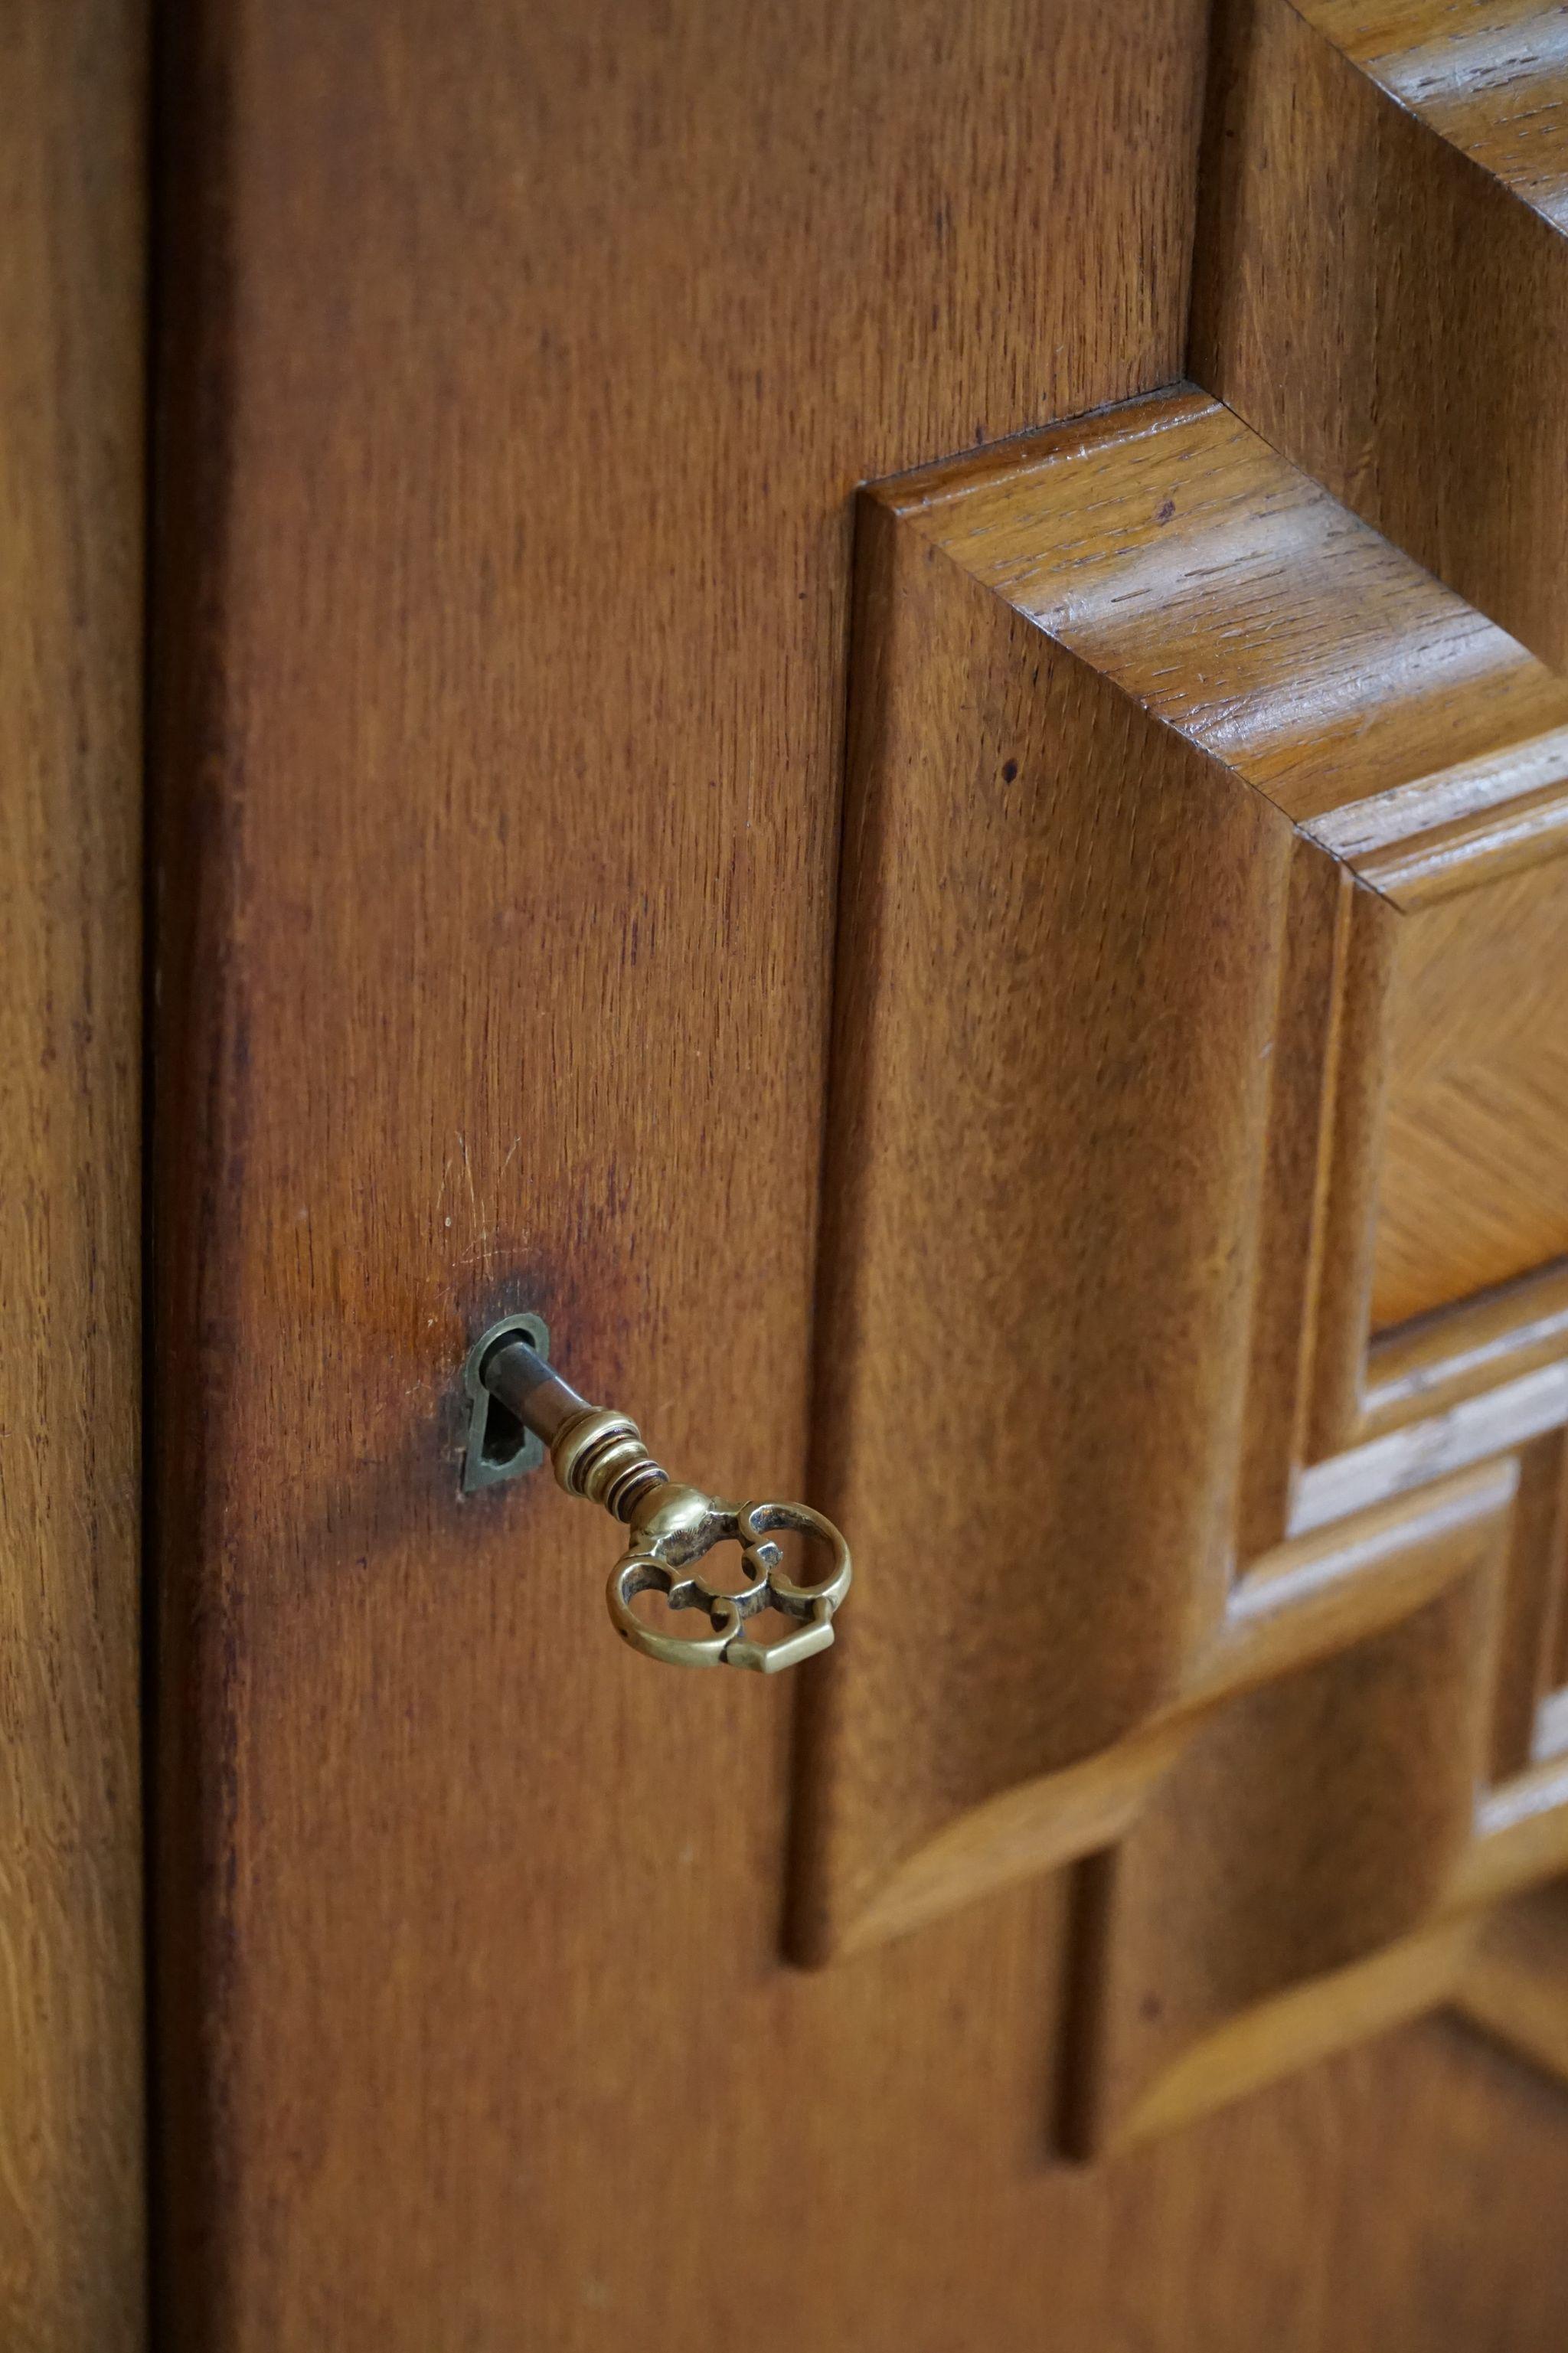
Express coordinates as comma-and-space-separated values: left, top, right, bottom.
149, 3, 1568, 2345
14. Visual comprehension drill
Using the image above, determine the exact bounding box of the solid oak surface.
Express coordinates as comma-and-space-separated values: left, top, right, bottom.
1194, 0, 1568, 665
800, 394, 1568, 2163
1310, 0, 1568, 227
0, 5, 147, 2345
1374, 858, 1568, 1327
147, 2, 1568, 2347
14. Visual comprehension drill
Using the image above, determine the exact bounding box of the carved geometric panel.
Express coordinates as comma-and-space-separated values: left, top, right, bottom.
1373, 859, 1568, 1328
1067, 1568, 1495, 2150
1193, 0, 1568, 669
795, 387, 1568, 2150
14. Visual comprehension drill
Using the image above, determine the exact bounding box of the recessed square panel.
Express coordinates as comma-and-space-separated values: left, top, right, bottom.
1372, 856, 1568, 1332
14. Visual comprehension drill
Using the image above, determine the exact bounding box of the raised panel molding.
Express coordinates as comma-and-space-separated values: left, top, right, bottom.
1452, 1880, 1568, 2082
794, 387, 1568, 2149
1192, 0, 1568, 669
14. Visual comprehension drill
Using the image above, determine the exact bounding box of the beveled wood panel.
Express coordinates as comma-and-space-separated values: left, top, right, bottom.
795, 491, 1296, 1949
797, 387, 1568, 2149
1192, 0, 1568, 668
1455, 1879, 1568, 2083
1373, 859, 1568, 1328
148, 6, 1233, 2345
0, 4, 147, 2342
1306, 0, 1568, 226
1069, 1570, 1495, 2151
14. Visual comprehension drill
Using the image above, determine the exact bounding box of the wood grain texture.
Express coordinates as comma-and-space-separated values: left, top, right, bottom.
1455, 1880, 1568, 2084
1192, 0, 1568, 668
1488, 1433, 1568, 1778
1067, 1443, 1568, 2147
794, 489, 1299, 1953
1068, 1570, 1496, 2151
1372, 858, 1568, 1327
0, 5, 147, 2345
149, 6, 1568, 2336
801, 387, 1568, 1976
789, 384, 1568, 2159
818, 1466, 1519, 1957
1307, 0, 1568, 229
145, 5, 1264, 2347
1360, 1260, 1568, 1440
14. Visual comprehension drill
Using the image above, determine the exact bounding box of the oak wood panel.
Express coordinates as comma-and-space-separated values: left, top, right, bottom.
1359, 1261, 1568, 1442
1061, 1424, 1568, 2148
149, 8, 1568, 2338
1489, 1433, 1568, 1779
817, 1466, 1517, 1959
1309, 0, 1568, 227
872, 390, 1568, 822
788, 381, 1568, 2175
802, 388, 1568, 1976
795, 495, 1299, 1954
1192, 0, 1568, 668
1371, 858, 1568, 1327
1455, 1881, 1568, 2085
0, 5, 147, 2344
1069, 1570, 1496, 2150
1300, 869, 1568, 1496
147, 5, 1242, 2347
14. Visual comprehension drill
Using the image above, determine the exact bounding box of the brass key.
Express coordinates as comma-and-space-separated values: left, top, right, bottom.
468, 1319, 851, 1673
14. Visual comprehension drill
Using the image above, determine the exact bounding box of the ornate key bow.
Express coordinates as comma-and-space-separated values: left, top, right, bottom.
464, 1318, 852, 1672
